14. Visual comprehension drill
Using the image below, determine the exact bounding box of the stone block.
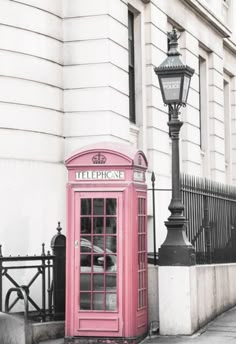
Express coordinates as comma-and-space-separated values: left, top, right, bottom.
0, 1, 62, 40
0, 26, 62, 64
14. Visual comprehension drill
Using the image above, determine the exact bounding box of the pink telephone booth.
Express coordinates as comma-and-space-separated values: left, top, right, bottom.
65, 143, 148, 343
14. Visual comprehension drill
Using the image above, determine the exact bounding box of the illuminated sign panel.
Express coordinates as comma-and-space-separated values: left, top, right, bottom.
162, 77, 181, 101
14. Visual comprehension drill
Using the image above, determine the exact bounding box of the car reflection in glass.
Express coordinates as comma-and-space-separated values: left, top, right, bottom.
80, 237, 117, 290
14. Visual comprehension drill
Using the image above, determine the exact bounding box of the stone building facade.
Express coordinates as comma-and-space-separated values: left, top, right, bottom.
0, 0, 236, 255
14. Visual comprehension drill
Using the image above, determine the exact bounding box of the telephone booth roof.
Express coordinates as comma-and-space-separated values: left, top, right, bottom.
65, 142, 148, 170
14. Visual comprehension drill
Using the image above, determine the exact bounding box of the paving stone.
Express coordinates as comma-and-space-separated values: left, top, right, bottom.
38, 307, 236, 344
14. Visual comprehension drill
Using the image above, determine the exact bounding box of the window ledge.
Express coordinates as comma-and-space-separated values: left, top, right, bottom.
130, 122, 140, 135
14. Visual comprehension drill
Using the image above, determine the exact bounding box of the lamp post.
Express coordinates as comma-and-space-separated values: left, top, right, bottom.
154, 28, 196, 266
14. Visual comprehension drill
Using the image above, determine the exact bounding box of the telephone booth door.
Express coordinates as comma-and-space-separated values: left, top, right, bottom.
73, 191, 123, 337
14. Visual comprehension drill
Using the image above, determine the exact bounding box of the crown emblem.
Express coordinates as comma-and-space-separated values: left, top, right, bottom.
92, 153, 107, 164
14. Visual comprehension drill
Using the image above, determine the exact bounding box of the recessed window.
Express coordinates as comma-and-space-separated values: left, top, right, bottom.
199, 56, 204, 149
224, 75, 232, 183
198, 47, 210, 177
128, 10, 136, 123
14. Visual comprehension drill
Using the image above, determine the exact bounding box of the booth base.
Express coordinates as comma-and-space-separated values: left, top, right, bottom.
64, 334, 147, 344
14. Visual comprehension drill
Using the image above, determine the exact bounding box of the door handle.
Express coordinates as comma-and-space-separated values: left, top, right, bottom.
75, 240, 79, 249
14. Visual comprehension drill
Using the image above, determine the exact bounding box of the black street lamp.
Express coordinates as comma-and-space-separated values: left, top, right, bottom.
154, 28, 196, 266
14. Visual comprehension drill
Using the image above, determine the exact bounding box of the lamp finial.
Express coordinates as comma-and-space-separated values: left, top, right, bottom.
167, 27, 181, 56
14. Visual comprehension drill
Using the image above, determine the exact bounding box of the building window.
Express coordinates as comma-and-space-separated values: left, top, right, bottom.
128, 10, 136, 123
224, 74, 232, 183
199, 56, 205, 150
222, 0, 230, 23
199, 48, 210, 177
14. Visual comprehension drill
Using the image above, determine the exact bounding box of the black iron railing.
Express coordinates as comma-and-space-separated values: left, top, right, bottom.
181, 175, 236, 264
0, 244, 54, 321
149, 173, 236, 265
0, 222, 66, 321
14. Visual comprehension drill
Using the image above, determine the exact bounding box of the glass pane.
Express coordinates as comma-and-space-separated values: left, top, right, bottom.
182, 76, 190, 103
143, 290, 147, 307
81, 199, 91, 215
138, 199, 141, 214
106, 218, 116, 234
81, 217, 91, 234
139, 290, 143, 308
94, 199, 104, 215
141, 199, 145, 214
106, 274, 116, 290
93, 254, 105, 272
141, 235, 145, 251
161, 76, 181, 102
93, 293, 104, 310
106, 294, 117, 311
138, 218, 141, 233
80, 274, 91, 291
140, 216, 144, 233
106, 199, 117, 215
144, 271, 147, 288
80, 254, 92, 269
93, 274, 104, 291
94, 217, 104, 234
138, 272, 142, 288
80, 292, 91, 310
105, 255, 116, 271
81, 235, 92, 253
129, 67, 136, 123
93, 236, 104, 251
128, 11, 134, 40
138, 254, 141, 270
106, 236, 116, 253
143, 216, 146, 233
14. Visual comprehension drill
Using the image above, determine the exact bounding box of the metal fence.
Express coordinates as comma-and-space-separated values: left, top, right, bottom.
181, 174, 236, 264
0, 245, 54, 321
0, 222, 66, 321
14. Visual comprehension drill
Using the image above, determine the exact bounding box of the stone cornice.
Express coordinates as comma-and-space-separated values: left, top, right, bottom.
180, 0, 231, 38
223, 37, 236, 55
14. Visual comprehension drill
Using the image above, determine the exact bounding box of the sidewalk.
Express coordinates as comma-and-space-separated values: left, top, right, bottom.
143, 306, 236, 344
40, 306, 236, 344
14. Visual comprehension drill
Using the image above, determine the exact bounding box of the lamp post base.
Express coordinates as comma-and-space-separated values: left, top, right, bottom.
158, 245, 196, 266
158, 219, 196, 266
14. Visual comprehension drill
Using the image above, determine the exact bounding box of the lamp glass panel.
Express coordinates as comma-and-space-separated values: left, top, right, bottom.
161, 76, 181, 102
182, 76, 191, 103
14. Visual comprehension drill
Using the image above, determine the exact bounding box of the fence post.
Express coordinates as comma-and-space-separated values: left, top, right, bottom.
151, 172, 157, 266
230, 224, 236, 262
204, 196, 211, 264
51, 222, 66, 320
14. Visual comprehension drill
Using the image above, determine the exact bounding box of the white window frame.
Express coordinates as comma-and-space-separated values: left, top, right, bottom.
223, 72, 232, 183
128, 0, 147, 150
199, 47, 210, 178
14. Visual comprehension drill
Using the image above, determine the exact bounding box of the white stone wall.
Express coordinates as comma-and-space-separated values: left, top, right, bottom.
197, 264, 236, 328
0, 0, 65, 255
63, 0, 130, 158
157, 263, 236, 335
0, 0, 236, 309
